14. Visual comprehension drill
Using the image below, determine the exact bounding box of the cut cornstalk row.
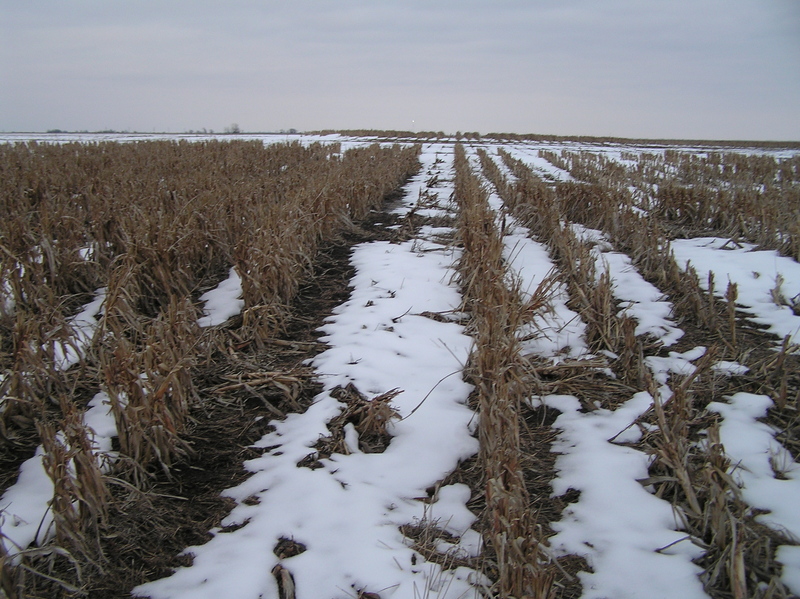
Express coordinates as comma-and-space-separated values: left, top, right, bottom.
454, 143, 555, 598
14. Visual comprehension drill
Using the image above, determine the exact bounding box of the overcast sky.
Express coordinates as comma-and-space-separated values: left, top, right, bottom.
2, 1, 799, 140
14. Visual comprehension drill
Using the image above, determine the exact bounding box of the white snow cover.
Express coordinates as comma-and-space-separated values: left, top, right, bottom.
0, 280, 14, 317
570, 224, 684, 347
0, 391, 117, 555
0, 447, 53, 553
503, 223, 591, 361
708, 393, 800, 594
197, 267, 244, 327
0, 135, 796, 597
391, 142, 455, 218
52, 288, 107, 370
1, 289, 118, 555
498, 143, 575, 182
541, 351, 711, 599
671, 237, 800, 344
135, 144, 486, 599
545, 393, 707, 599
465, 145, 591, 361
479, 144, 518, 184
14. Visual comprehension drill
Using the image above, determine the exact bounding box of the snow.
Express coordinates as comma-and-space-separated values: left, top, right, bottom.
1, 287, 118, 556
135, 143, 484, 599
498, 144, 574, 182
391, 143, 455, 217
539, 343, 711, 598
708, 392, 800, 594
671, 237, 800, 344
514, 292, 709, 596
645, 346, 706, 386
711, 361, 750, 376
0, 448, 54, 553
0, 280, 13, 317
460, 148, 591, 362
1, 134, 797, 597
503, 224, 591, 361
602, 249, 684, 345
546, 392, 707, 599
469, 153, 709, 598
197, 267, 244, 327
468, 147, 800, 598
52, 288, 106, 370
0, 391, 117, 555
570, 223, 684, 347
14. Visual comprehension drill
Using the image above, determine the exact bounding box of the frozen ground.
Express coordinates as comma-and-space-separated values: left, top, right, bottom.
1, 135, 798, 597
470, 143, 799, 596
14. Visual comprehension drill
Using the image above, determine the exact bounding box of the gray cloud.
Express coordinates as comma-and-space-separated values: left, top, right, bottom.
1, 1, 798, 139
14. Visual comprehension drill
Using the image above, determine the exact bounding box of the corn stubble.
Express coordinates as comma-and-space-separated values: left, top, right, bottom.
0, 139, 420, 595
1, 136, 797, 597
482, 145, 799, 598
456, 145, 555, 598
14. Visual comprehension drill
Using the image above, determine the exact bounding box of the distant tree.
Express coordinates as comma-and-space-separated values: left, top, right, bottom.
224, 123, 242, 134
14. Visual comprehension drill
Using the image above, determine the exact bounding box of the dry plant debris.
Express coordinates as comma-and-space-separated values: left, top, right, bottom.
0, 132, 798, 599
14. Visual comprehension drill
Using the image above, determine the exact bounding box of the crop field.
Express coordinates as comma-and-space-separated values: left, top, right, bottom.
0, 132, 799, 599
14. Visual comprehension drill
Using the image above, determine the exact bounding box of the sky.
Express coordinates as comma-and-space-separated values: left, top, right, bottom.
1, 1, 799, 140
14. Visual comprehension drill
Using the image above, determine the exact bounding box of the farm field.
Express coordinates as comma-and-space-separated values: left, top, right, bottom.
0, 132, 799, 599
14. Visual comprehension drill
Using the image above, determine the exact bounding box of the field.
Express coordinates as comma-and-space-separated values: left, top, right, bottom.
0, 132, 799, 599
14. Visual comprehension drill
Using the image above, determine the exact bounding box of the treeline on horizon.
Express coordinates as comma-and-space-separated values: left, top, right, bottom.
7, 128, 800, 149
